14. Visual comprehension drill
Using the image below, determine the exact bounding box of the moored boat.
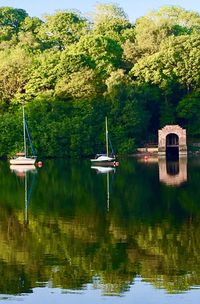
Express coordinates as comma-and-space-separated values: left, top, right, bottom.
91, 117, 119, 167
9, 107, 37, 166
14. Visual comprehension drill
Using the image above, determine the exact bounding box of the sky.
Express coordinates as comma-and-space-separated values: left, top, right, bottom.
0, 0, 199, 22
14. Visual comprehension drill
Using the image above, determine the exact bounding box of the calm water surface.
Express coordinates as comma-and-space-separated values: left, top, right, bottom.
0, 157, 200, 303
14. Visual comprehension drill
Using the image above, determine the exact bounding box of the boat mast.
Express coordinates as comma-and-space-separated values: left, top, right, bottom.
105, 116, 109, 156
23, 106, 27, 157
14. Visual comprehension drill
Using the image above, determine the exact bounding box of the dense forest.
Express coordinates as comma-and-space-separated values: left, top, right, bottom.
0, 4, 200, 157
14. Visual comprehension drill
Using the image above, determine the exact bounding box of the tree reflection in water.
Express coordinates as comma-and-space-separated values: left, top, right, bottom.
0, 158, 199, 297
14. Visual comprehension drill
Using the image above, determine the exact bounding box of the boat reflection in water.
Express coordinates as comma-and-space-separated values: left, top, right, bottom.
10, 164, 37, 177
10, 164, 37, 223
91, 166, 116, 174
158, 157, 187, 186
91, 165, 116, 211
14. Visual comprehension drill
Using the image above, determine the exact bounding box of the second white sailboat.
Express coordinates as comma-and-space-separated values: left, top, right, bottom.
90, 117, 118, 166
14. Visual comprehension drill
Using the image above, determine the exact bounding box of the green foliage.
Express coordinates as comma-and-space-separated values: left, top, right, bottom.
134, 15, 171, 56
0, 4, 199, 157
104, 71, 150, 150
24, 99, 72, 157
131, 32, 200, 131
23, 50, 61, 100
177, 90, 200, 136
91, 3, 133, 44
55, 67, 102, 100
0, 110, 22, 156
92, 3, 128, 22
70, 34, 123, 77
0, 47, 33, 105
160, 100, 176, 127
127, 6, 200, 62
38, 10, 88, 50
18, 16, 44, 50
153, 6, 200, 31
0, 6, 28, 43
58, 51, 95, 74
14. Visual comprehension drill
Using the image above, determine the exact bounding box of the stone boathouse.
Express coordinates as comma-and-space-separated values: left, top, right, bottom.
158, 125, 187, 158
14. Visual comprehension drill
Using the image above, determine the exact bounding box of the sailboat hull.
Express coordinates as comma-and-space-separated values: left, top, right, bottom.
90, 154, 118, 166
10, 157, 36, 165
91, 161, 118, 166
91, 155, 115, 162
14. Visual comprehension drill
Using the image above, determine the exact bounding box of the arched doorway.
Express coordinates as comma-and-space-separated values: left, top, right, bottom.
166, 133, 179, 160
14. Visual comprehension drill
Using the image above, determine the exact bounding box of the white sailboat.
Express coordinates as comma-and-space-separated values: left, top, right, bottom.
91, 117, 118, 166
10, 107, 37, 165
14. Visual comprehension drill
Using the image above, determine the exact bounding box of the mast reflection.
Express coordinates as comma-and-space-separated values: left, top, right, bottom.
91, 166, 116, 211
10, 165, 37, 223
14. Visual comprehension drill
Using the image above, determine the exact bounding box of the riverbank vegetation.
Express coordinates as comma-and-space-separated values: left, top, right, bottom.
0, 4, 200, 157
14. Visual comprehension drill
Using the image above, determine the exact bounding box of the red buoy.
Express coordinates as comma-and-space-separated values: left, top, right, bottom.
144, 155, 148, 161
37, 161, 43, 167
113, 161, 119, 167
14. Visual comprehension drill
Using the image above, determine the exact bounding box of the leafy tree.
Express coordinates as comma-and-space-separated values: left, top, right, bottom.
134, 16, 171, 57
131, 33, 200, 92
0, 110, 22, 156
152, 6, 200, 32
159, 100, 176, 126
23, 50, 61, 100
18, 16, 44, 50
105, 70, 150, 151
0, 6, 28, 43
0, 47, 32, 107
177, 90, 200, 136
128, 6, 200, 62
91, 3, 128, 22
55, 67, 102, 100
58, 51, 95, 75
22, 98, 73, 157
38, 10, 88, 50
70, 34, 123, 77
55, 50, 102, 100
91, 3, 134, 44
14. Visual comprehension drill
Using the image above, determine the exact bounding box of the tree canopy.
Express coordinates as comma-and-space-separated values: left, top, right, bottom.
0, 4, 199, 157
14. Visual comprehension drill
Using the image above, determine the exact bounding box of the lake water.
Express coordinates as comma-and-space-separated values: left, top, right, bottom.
0, 156, 200, 304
